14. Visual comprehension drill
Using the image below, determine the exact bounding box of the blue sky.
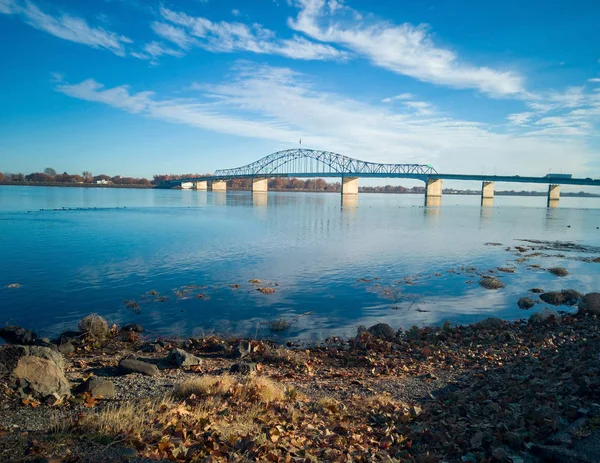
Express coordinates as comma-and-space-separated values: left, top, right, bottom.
0, 0, 599, 180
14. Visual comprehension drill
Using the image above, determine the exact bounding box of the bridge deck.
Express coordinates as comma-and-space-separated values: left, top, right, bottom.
166, 173, 600, 187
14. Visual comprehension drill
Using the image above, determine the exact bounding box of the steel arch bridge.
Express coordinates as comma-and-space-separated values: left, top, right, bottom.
212, 149, 437, 179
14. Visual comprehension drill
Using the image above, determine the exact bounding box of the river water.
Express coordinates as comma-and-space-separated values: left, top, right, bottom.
1, 186, 599, 342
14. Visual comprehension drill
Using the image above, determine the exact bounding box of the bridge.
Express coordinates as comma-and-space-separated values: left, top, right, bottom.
162, 148, 600, 207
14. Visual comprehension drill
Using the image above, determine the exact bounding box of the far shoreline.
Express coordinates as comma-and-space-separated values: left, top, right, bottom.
1, 182, 599, 198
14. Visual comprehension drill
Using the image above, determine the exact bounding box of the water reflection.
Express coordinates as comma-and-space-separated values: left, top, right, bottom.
425, 196, 442, 207
1, 186, 600, 341
252, 192, 268, 207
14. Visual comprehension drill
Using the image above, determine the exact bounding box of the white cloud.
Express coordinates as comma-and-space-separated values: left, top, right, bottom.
589, 78, 600, 83
151, 21, 197, 49
0, 0, 132, 56
382, 93, 414, 103
507, 112, 534, 125
232, 9, 240, 17
155, 6, 348, 61
288, 0, 525, 96
55, 63, 598, 176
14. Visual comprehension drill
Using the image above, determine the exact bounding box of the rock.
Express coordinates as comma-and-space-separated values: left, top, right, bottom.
167, 348, 203, 367
540, 291, 565, 306
530, 308, 559, 324
579, 293, 600, 315
119, 358, 159, 376
233, 340, 251, 359
367, 323, 395, 339
517, 297, 535, 310
477, 318, 504, 330
0, 326, 37, 345
75, 376, 116, 398
548, 266, 569, 277
0, 346, 70, 399
530, 288, 544, 293
561, 289, 583, 306
120, 324, 143, 333
78, 314, 109, 340
0, 345, 66, 371
230, 362, 257, 375
57, 342, 75, 355
479, 277, 505, 290
56, 330, 82, 345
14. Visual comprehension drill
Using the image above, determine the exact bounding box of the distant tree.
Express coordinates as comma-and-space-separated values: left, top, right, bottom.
0, 172, 4, 182
82, 171, 93, 182
25, 172, 53, 182
44, 167, 57, 176
93, 174, 111, 182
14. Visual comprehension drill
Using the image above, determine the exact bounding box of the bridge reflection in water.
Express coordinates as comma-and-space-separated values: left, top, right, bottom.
163, 149, 600, 208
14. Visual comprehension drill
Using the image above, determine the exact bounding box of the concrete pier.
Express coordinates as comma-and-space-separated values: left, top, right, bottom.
195, 181, 208, 191
252, 178, 268, 193
548, 184, 560, 208
341, 177, 358, 195
211, 180, 227, 192
425, 179, 442, 206
481, 181, 494, 206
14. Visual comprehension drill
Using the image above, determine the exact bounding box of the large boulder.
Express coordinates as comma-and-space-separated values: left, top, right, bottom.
579, 293, 600, 315
540, 291, 565, 306
0, 345, 70, 399
0, 326, 37, 345
477, 317, 504, 330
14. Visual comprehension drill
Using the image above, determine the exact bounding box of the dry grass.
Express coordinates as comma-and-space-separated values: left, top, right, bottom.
75, 396, 173, 436
173, 374, 236, 399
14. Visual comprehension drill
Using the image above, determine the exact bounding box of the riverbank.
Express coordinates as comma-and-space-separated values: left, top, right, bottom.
1, 299, 599, 463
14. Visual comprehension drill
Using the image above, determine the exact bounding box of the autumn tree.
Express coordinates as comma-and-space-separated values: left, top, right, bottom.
44, 167, 57, 176
82, 171, 93, 182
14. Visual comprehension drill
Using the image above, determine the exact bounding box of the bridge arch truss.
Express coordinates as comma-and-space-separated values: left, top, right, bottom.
213, 149, 437, 179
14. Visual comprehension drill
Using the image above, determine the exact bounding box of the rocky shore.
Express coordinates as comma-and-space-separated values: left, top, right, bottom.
1, 293, 600, 463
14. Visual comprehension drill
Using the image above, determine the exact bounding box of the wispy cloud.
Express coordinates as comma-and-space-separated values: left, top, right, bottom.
55, 63, 596, 175
150, 6, 348, 61
382, 93, 414, 103
0, 0, 132, 56
288, 0, 524, 96
589, 78, 600, 83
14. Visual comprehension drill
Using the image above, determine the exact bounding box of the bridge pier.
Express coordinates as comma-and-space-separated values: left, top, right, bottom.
548, 184, 560, 208
425, 179, 442, 206
341, 177, 358, 195
195, 181, 208, 191
211, 180, 227, 192
252, 178, 268, 193
481, 181, 494, 207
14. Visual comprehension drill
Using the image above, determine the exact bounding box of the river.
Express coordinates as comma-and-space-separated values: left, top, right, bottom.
1, 185, 599, 342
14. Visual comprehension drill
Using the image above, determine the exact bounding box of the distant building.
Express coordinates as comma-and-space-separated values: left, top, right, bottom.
96, 179, 109, 185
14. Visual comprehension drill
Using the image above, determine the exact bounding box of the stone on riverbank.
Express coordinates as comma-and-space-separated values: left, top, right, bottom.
518, 297, 535, 310
477, 317, 504, 330
579, 293, 600, 315
167, 348, 202, 367
0, 345, 70, 399
118, 358, 159, 376
540, 291, 564, 306
548, 267, 569, 277
479, 277, 505, 290
78, 314, 109, 340
367, 323, 395, 339
230, 362, 257, 375
530, 308, 559, 324
75, 376, 116, 398
561, 289, 583, 306
0, 326, 37, 345
120, 324, 143, 333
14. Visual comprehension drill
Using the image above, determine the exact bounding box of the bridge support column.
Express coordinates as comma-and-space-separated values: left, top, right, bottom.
548, 184, 560, 208
195, 181, 208, 191
481, 181, 494, 207
425, 179, 442, 206
252, 178, 268, 193
211, 180, 227, 192
341, 177, 358, 195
